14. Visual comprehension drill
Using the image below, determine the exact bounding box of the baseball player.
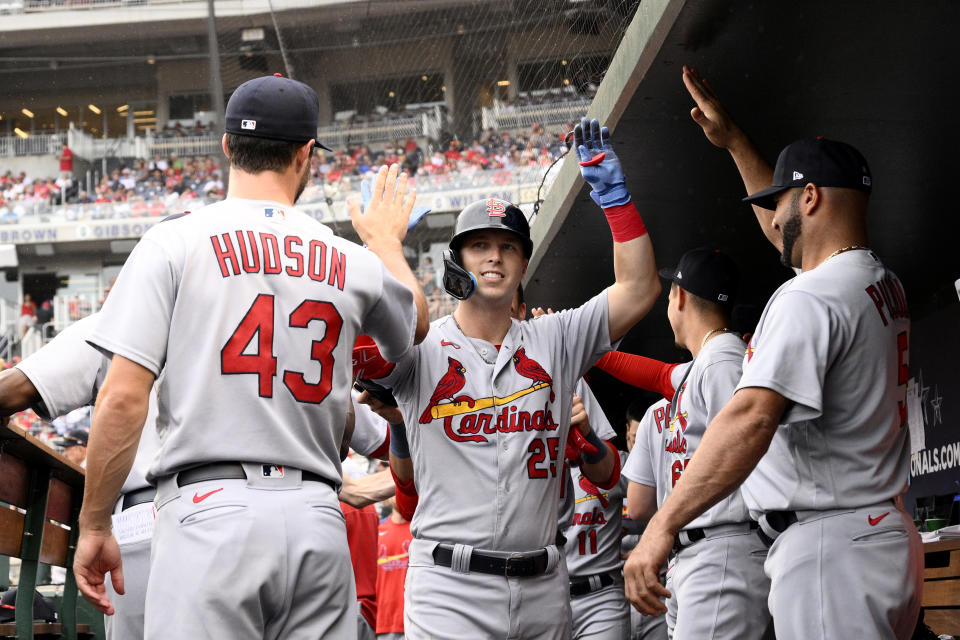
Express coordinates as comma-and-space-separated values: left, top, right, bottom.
617, 247, 771, 639
366, 117, 660, 639
621, 399, 673, 637
624, 67, 922, 639
73, 74, 429, 639
0, 312, 162, 640
618, 401, 667, 640
561, 400, 633, 640
526, 297, 634, 640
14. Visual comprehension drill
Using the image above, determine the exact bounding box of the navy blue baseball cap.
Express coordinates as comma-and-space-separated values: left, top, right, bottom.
743, 138, 872, 211
659, 247, 739, 308
225, 74, 331, 150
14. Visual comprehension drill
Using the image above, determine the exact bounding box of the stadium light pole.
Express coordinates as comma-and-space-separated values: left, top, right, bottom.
207, 0, 227, 186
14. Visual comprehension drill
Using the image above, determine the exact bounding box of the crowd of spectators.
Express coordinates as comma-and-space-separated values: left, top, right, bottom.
0, 153, 226, 222
1, 121, 572, 229
309, 123, 569, 184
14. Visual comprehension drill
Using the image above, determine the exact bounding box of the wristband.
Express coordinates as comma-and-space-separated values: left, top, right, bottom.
582, 429, 608, 465
593, 443, 621, 490
389, 422, 410, 458
603, 201, 647, 243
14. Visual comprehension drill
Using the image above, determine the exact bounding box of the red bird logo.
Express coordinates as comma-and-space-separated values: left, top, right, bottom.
511, 347, 555, 402
420, 357, 468, 423
578, 475, 609, 509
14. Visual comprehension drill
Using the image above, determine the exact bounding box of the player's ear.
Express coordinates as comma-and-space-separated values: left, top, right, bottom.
801, 183, 820, 215
295, 140, 313, 171
676, 286, 686, 311
221, 134, 231, 158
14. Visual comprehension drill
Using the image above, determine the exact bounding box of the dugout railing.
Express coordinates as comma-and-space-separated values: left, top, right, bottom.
0, 420, 103, 639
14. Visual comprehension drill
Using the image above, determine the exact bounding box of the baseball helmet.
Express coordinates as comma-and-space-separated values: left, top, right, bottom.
442, 198, 533, 300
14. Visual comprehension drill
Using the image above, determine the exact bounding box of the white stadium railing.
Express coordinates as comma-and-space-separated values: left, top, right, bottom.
146, 135, 222, 158
8, 0, 188, 12
0, 133, 67, 158
481, 96, 591, 131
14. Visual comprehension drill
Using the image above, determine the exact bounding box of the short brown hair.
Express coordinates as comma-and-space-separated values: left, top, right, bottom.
225, 133, 304, 173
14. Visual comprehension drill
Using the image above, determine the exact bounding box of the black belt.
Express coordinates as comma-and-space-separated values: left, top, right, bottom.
121, 486, 157, 511
569, 571, 617, 597
175, 463, 335, 490
757, 511, 799, 547
673, 521, 759, 553
432, 545, 550, 578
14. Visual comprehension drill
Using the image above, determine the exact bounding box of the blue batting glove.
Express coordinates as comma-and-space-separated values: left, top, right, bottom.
360, 176, 374, 211
408, 205, 431, 231
360, 176, 431, 230
573, 117, 631, 207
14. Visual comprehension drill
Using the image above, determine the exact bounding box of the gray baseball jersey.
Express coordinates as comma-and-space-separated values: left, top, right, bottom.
624, 334, 747, 530
624, 395, 771, 640
736, 249, 920, 640
736, 249, 911, 512
564, 451, 629, 578
556, 379, 616, 554
88, 198, 417, 484
379, 291, 614, 551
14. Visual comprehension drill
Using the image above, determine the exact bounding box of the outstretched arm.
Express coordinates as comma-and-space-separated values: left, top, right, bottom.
350, 163, 430, 343
681, 66, 779, 251
593, 351, 678, 400
623, 386, 785, 615
574, 118, 660, 342
340, 469, 397, 508
0, 368, 39, 417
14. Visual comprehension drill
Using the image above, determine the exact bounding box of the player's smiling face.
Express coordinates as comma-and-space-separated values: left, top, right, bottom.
459, 229, 527, 301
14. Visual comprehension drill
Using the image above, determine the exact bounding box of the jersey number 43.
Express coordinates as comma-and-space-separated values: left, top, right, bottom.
221, 293, 343, 404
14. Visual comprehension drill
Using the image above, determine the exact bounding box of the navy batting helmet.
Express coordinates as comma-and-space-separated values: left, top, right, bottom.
449, 198, 533, 257
442, 198, 533, 300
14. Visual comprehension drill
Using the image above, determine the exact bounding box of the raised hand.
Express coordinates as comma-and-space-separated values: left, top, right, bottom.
349, 164, 418, 250
682, 65, 744, 150
361, 173, 431, 231
573, 117, 630, 208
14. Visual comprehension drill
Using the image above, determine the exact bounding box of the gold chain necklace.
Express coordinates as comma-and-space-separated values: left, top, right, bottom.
701, 327, 732, 350
826, 245, 869, 261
